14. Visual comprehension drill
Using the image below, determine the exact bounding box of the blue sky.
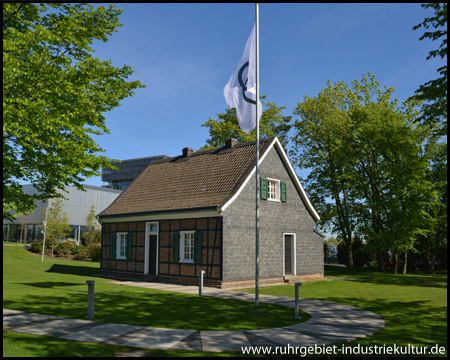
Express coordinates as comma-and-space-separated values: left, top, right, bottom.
81, 3, 442, 187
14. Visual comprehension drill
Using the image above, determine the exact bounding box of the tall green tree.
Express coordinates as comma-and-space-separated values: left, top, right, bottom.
3, 3, 145, 221
409, 3, 447, 136
200, 96, 291, 150
292, 74, 431, 273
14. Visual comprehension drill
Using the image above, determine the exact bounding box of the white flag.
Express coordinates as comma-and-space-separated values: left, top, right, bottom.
224, 25, 262, 133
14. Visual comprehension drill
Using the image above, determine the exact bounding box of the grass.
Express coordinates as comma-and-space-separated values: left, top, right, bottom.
3, 245, 307, 332
3, 246, 446, 356
242, 265, 447, 355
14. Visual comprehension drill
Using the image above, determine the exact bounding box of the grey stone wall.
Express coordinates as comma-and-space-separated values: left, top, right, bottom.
222, 145, 323, 282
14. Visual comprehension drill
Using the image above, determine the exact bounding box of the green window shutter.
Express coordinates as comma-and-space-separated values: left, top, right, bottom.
173, 232, 180, 262
281, 181, 287, 202
194, 232, 202, 263
111, 233, 117, 259
260, 177, 268, 200
126, 233, 133, 260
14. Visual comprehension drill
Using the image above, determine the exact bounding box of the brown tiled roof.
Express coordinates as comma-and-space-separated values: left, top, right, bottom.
98, 137, 275, 217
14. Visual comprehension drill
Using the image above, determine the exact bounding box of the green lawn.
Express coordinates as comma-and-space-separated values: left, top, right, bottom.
242, 266, 447, 355
3, 245, 307, 332
3, 245, 447, 357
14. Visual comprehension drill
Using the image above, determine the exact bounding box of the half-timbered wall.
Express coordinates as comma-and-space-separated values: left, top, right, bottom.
100, 217, 222, 281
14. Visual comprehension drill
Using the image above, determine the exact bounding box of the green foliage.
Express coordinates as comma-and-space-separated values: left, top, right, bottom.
81, 228, 101, 247
30, 240, 43, 254
87, 243, 101, 261
85, 204, 99, 229
45, 199, 71, 242
291, 73, 435, 273
337, 237, 376, 268
409, 3, 447, 136
200, 96, 291, 150
54, 240, 77, 257
3, 3, 145, 220
72, 245, 88, 260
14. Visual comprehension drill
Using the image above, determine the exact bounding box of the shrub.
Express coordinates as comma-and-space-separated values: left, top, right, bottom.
87, 243, 101, 261
55, 241, 77, 257
30, 240, 43, 254
82, 229, 101, 247
73, 245, 88, 260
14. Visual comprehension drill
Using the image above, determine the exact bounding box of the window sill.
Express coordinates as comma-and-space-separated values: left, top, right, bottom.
179, 259, 194, 264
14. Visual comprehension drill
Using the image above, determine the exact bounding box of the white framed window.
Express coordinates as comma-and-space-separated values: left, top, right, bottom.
117, 232, 128, 259
180, 231, 195, 263
268, 178, 281, 202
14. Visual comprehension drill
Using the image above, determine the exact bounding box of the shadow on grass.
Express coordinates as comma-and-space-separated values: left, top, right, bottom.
18, 282, 84, 289
324, 266, 447, 289
46, 264, 99, 277
3, 288, 308, 332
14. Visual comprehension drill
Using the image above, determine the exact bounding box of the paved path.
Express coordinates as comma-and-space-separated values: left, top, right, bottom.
3, 282, 384, 353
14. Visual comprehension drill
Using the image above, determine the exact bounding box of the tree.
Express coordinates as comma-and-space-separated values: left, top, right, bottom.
82, 204, 101, 246
86, 204, 99, 229
409, 3, 447, 136
200, 96, 291, 150
291, 74, 431, 273
45, 199, 71, 256
3, 3, 145, 221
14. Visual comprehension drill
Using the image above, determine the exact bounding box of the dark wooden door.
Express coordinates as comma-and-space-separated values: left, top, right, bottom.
149, 234, 157, 275
284, 235, 292, 275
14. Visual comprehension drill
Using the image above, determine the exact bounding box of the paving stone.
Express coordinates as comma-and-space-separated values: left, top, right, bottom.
247, 328, 327, 347
100, 327, 154, 346
284, 323, 379, 339
9, 318, 92, 336
200, 331, 251, 352
3, 309, 23, 316
121, 328, 195, 349
60, 322, 143, 343
170, 331, 202, 351
3, 313, 60, 327
244, 331, 285, 348
307, 316, 385, 329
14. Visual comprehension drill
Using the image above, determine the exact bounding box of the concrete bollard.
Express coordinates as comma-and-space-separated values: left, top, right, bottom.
199, 270, 205, 296
86, 280, 95, 320
294, 282, 302, 319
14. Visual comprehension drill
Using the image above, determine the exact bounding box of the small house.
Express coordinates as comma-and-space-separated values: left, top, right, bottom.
98, 137, 324, 288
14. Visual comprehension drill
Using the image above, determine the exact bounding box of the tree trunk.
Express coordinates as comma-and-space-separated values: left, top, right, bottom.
347, 237, 354, 273
402, 251, 408, 275
377, 250, 385, 272
429, 251, 437, 275
393, 253, 398, 274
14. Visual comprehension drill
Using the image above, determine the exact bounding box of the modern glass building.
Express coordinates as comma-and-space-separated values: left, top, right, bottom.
101, 155, 169, 190
3, 184, 122, 243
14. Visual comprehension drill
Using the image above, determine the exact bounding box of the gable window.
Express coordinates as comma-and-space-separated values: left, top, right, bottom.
180, 231, 195, 263
268, 179, 279, 201
261, 177, 287, 202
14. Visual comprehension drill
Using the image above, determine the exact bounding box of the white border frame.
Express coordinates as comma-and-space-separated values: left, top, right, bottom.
282, 233, 296, 276
144, 222, 159, 275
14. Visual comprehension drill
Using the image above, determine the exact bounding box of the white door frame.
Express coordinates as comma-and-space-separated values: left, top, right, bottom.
144, 221, 159, 275
282, 233, 296, 276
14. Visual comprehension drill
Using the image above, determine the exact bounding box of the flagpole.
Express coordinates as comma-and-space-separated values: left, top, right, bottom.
255, 2, 260, 315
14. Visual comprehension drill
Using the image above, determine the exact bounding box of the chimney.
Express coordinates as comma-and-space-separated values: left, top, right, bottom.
225, 138, 238, 149
182, 147, 193, 157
